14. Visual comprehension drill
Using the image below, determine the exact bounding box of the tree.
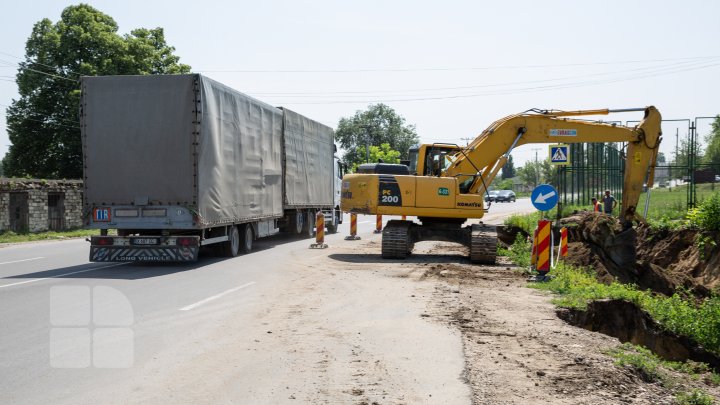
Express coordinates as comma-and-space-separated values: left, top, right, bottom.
703, 116, 720, 166
349, 143, 401, 172
501, 154, 516, 179
516, 159, 557, 189
517, 161, 541, 189
335, 104, 419, 169
674, 136, 704, 178
3, 4, 191, 179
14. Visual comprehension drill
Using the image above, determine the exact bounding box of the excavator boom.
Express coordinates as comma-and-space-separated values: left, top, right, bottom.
341, 106, 662, 263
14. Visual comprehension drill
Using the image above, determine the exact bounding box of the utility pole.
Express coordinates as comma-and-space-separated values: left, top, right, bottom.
360, 125, 371, 163
531, 147, 542, 186
460, 137, 473, 146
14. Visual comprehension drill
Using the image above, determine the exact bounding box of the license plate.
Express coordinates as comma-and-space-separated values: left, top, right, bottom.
132, 238, 159, 245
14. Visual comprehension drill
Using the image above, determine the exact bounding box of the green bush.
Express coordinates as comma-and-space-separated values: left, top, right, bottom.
676, 389, 715, 405
687, 193, 720, 231
500, 234, 531, 269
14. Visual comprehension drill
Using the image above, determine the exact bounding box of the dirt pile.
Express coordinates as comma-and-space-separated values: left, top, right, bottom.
561, 212, 720, 296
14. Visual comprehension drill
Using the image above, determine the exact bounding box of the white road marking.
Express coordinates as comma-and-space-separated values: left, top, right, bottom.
0, 263, 128, 289
0, 257, 44, 266
180, 282, 256, 311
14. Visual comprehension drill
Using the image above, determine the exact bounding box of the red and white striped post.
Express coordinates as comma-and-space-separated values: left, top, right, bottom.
309, 211, 328, 248
344, 213, 361, 240
559, 227, 568, 258
374, 214, 382, 234
536, 220, 552, 274
401, 215, 407, 221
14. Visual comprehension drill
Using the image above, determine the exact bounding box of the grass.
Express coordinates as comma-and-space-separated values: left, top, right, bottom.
607, 343, 718, 403
529, 261, 720, 355
0, 228, 103, 244
640, 183, 719, 221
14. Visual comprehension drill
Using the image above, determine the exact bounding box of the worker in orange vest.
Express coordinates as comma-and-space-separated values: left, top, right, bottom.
591, 197, 601, 212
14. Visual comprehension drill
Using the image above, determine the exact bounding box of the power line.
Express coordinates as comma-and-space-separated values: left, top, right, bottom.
271, 61, 720, 104
0, 58, 76, 82
0, 51, 82, 78
196, 55, 720, 74
248, 58, 718, 97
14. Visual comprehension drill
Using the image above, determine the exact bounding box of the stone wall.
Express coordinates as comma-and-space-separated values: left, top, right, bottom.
0, 178, 84, 233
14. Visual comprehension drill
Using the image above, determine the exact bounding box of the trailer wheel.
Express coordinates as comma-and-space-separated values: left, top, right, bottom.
303, 211, 315, 238
239, 224, 253, 254
223, 225, 240, 257
326, 211, 339, 234
293, 211, 304, 235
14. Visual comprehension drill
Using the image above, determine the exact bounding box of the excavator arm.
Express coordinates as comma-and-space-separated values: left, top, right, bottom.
340, 106, 661, 264
445, 106, 662, 223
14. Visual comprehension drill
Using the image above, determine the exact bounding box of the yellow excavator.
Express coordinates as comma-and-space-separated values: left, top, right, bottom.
340, 106, 662, 264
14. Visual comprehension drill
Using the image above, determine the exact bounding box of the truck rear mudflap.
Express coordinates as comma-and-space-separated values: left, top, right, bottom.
89, 236, 199, 262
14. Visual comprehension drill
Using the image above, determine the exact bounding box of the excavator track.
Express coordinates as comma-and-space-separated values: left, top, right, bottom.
470, 224, 497, 264
382, 220, 412, 259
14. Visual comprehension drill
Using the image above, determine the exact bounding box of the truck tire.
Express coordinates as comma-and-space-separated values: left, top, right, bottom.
223, 225, 240, 257
303, 211, 315, 238
326, 211, 339, 234
239, 223, 253, 254
293, 211, 304, 235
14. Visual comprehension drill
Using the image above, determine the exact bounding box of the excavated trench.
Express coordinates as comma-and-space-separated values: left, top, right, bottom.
553, 212, 720, 366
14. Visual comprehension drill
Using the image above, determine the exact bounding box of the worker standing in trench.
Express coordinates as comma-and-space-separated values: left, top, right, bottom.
602, 190, 617, 214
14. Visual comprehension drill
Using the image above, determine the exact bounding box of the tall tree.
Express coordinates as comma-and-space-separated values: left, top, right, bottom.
703, 116, 720, 166
501, 154, 516, 179
335, 104, 419, 168
3, 4, 190, 179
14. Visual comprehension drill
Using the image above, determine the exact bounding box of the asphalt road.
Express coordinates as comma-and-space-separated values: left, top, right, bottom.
0, 200, 535, 404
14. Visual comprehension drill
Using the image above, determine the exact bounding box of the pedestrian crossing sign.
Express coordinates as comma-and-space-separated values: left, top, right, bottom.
549, 144, 570, 165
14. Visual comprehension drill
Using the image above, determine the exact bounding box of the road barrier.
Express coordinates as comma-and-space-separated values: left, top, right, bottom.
309, 211, 328, 249
536, 220, 551, 274
402, 215, 407, 221
344, 213, 361, 241
374, 214, 382, 234
559, 227, 568, 258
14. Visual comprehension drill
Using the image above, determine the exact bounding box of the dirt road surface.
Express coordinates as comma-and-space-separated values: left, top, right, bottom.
59, 216, 698, 404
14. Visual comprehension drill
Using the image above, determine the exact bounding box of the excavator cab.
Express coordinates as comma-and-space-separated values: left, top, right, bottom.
407, 144, 462, 176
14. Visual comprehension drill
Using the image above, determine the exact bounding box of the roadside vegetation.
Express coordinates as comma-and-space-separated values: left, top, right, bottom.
0, 229, 102, 244
501, 192, 720, 401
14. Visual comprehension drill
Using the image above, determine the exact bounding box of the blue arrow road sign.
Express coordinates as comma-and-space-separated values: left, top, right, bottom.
531, 184, 559, 211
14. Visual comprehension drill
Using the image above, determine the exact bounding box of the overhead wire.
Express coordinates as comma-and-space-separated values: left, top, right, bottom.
270, 60, 720, 104
248, 57, 720, 97
196, 55, 720, 73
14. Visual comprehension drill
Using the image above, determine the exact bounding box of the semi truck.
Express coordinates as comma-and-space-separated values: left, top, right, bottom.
81, 74, 342, 262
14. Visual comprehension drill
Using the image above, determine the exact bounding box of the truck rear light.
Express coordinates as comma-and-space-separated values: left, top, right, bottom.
91, 236, 115, 246
176, 237, 198, 246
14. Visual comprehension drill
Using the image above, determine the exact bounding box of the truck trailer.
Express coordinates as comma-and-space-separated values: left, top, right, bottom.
81, 74, 342, 262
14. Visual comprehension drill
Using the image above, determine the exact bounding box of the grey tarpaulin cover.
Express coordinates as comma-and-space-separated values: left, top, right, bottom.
82, 74, 284, 226
281, 108, 334, 207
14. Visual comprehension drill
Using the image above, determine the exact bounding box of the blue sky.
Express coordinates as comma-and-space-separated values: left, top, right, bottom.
1, 0, 718, 168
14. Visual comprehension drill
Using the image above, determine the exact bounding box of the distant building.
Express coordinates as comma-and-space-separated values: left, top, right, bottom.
0, 179, 83, 233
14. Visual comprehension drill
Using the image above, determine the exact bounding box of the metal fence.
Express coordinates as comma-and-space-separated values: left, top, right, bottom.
555, 115, 719, 214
